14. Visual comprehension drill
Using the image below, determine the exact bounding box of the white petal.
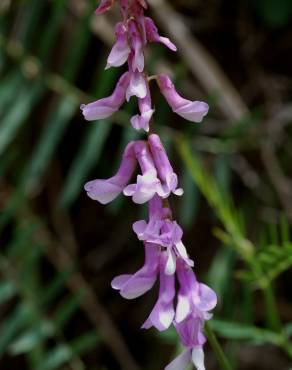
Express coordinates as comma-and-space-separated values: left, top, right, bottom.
175, 294, 191, 323
192, 347, 205, 370
132, 189, 156, 204
165, 250, 176, 275
173, 187, 184, 196
175, 242, 194, 267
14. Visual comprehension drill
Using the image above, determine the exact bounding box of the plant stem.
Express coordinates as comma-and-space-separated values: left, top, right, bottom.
205, 322, 233, 370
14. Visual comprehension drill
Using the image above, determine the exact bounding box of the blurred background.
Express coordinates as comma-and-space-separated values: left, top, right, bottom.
1, 0, 292, 369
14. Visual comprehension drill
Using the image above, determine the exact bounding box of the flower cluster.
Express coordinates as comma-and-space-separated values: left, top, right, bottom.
82, 1, 217, 369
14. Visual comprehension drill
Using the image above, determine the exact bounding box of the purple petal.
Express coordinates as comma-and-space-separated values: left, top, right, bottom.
111, 244, 160, 299
111, 274, 132, 289
174, 101, 209, 123
142, 257, 175, 330
196, 283, 217, 311
84, 179, 123, 204
81, 72, 130, 121
157, 74, 209, 123
129, 19, 145, 72
132, 220, 148, 239
84, 141, 136, 204
120, 275, 157, 299
95, 0, 114, 15
145, 17, 177, 52
130, 109, 154, 132
80, 103, 117, 121
106, 23, 131, 69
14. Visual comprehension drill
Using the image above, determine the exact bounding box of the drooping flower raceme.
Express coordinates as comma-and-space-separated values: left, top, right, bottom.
82, 1, 216, 370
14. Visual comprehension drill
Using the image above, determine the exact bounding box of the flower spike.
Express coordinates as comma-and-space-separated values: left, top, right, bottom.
83, 2, 216, 369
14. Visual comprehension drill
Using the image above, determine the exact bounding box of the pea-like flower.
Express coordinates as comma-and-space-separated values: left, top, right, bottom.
165, 260, 217, 370
111, 242, 160, 299
81, 72, 130, 121
126, 68, 147, 101
128, 19, 145, 72
176, 259, 217, 323
106, 22, 131, 69
157, 74, 209, 123
84, 141, 136, 204
142, 252, 175, 331
123, 140, 162, 204
130, 82, 154, 132
85, 3, 217, 370
165, 317, 206, 370
145, 17, 177, 51
148, 134, 183, 198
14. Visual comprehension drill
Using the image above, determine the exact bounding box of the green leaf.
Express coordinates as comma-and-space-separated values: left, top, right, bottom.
41, 268, 74, 307
209, 319, 282, 345
54, 293, 83, 329
207, 248, 236, 303
36, 344, 72, 370
25, 96, 77, 192
0, 303, 31, 357
0, 70, 24, 116
0, 83, 43, 156
0, 281, 17, 305
9, 321, 54, 355
38, 0, 67, 60
179, 167, 199, 228
70, 331, 100, 355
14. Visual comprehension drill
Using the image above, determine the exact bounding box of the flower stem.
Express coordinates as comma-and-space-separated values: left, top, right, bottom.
205, 322, 233, 370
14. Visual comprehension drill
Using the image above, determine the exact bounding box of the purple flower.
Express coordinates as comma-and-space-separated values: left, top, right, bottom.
106, 22, 131, 69
128, 19, 144, 72
111, 242, 159, 299
123, 141, 162, 204
81, 72, 130, 121
142, 252, 175, 331
133, 218, 194, 274
176, 259, 217, 323
165, 317, 206, 370
126, 68, 147, 101
84, 141, 136, 204
157, 74, 209, 123
148, 134, 183, 198
130, 81, 154, 132
145, 17, 177, 51
95, 0, 114, 15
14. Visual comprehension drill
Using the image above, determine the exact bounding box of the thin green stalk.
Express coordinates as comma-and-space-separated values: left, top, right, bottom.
205, 323, 233, 370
